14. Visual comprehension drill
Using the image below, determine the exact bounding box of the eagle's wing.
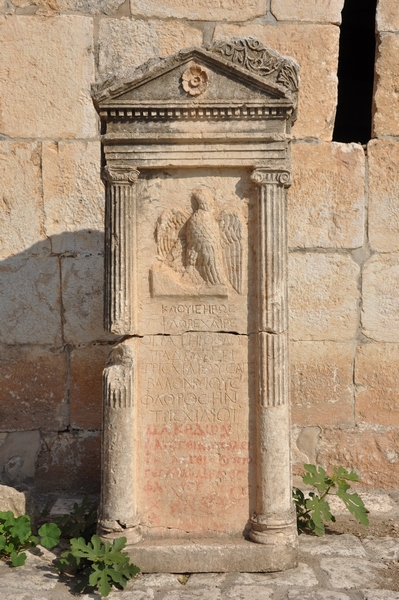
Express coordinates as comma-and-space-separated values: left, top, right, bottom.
219, 211, 243, 293
155, 209, 189, 259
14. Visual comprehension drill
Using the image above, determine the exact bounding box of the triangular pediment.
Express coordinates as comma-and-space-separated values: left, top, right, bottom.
92, 38, 299, 110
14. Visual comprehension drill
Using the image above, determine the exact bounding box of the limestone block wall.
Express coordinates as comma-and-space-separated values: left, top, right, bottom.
0, 0, 398, 494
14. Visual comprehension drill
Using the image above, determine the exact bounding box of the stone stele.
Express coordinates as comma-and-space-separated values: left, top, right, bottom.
92, 37, 300, 573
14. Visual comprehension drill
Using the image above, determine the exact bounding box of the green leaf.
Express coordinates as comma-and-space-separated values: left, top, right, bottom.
336, 481, 369, 526
9, 515, 32, 543
305, 494, 334, 536
302, 464, 333, 494
89, 565, 112, 597
0, 535, 6, 550
38, 523, 61, 549
334, 466, 359, 482
11, 551, 27, 567
112, 536, 127, 553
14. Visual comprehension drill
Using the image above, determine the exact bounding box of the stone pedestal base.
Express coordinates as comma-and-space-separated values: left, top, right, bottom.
126, 536, 298, 573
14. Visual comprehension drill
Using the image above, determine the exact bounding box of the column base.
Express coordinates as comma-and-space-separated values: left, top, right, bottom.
98, 521, 143, 545
249, 515, 298, 547
124, 535, 298, 573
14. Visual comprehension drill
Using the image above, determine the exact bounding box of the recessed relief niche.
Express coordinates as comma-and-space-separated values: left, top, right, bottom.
92, 37, 300, 573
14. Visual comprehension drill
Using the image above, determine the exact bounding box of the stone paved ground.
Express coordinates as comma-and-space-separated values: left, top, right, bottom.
1, 534, 399, 600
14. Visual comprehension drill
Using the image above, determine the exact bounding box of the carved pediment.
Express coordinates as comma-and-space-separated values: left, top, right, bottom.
92, 37, 299, 119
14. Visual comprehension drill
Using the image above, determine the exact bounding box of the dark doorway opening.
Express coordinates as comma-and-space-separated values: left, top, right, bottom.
333, 0, 377, 144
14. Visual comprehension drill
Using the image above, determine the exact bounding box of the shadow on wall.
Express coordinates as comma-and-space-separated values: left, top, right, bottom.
0, 230, 120, 496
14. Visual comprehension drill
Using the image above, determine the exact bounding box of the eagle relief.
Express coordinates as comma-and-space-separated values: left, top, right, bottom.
150, 187, 243, 298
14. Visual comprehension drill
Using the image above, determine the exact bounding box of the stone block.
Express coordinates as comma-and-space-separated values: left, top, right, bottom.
0, 256, 61, 345
362, 592, 399, 600
292, 426, 320, 466
70, 344, 110, 429
319, 557, 384, 589
43, 141, 104, 255
0, 141, 47, 260
368, 140, 399, 252
355, 343, 399, 427
61, 254, 116, 344
13, 0, 125, 13
0, 347, 67, 432
213, 24, 339, 140
299, 534, 366, 557
0, 16, 96, 138
0, 431, 40, 488
376, 0, 399, 32
288, 592, 351, 600
362, 254, 399, 342
373, 34, 399, 137
99, 18, 203, 76
289, 142, 365, 249
35, 431, 101, 494
289, 253, 359, 341
130, 0, 264, 21
0, 484, 29, 516
271, 0, 344, 23
230, 563, 318, 586
316, 429, 399, 490
363, 537, 399, 561
291, 341, 355, 427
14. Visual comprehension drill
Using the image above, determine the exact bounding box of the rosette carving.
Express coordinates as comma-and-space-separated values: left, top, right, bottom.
181, 64, 209, 96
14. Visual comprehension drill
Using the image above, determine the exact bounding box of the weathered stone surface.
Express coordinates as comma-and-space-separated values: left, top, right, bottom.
316, 429, 399, 490
362, 591, 399, 599
0, 16, 96, 138
35, 431, 101, 494
161, 591, 221, 600
368, 140, 399, 253
224, 588, 273, 600
0, 484, 29, 516
271, 0, 344, 23
13, 0, 125, 13
130, 0, 264, 21
373, 35, 399, 137
62, 254, 115, 345
0, 431, 40, 486
214, 24, 339, 140
137, 333, 251, 535
230, 563, 318, 586
292, 425, 320, 467
362, 255, 399, 342
355, 343, 399, 427
289, 253, 359, 341
319, 557, 384, 589
299, 534, 366, 557
0, 142, 46, 260
128, 538, 298, 573
43, 141, 104, 255
363, 537, 399, 561
288, 592, 351, 600
0, 549, 58, 593
291, 341, 355, 426
0, 347, 67, 432
70, 344, 110, 430
99, 19, 203, 76
376, 0, 399, 32
0, 256, 61, 344
288, 142, 365, 249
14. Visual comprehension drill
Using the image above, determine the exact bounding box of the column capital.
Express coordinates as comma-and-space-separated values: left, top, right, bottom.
251, 169, 292, 188
102, 165, 140, 185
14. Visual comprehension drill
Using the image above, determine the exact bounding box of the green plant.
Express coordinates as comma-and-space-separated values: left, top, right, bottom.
57, 534, 140, 597
293, 464, 369, 536
53, 497, 97, 542
0, 511, 61, 566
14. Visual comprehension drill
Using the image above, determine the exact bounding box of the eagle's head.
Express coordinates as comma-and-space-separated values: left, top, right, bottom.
191, 187, 214, 212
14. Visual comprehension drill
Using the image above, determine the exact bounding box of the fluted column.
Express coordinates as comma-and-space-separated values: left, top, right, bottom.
249, 169, 297, 548
103, 166, 140, 334
99, 339, 141, 543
